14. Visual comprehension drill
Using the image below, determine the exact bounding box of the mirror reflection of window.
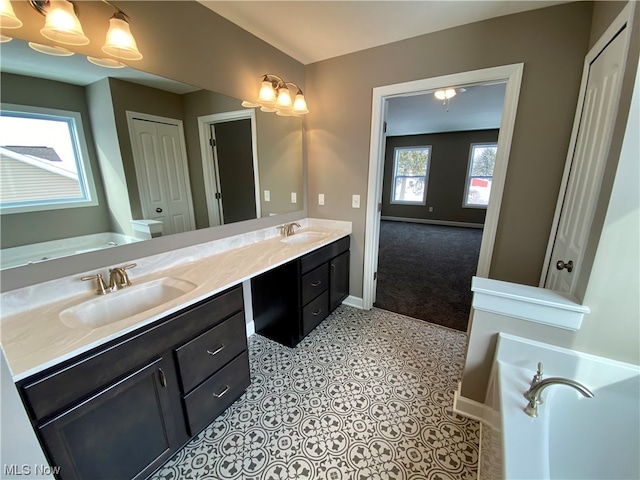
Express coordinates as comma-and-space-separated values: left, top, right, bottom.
0, 105, 97, 213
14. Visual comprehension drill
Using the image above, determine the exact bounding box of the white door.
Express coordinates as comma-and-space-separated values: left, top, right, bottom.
544, 25, 629, 293
129, 115, 196, 236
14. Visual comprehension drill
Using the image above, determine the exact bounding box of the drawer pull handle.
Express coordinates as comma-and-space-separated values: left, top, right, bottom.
207, 344, 225, 357
311, 280, 322, 287
213, 385, 229, 398
312, 309, 322, 316
158, 368, 167, 388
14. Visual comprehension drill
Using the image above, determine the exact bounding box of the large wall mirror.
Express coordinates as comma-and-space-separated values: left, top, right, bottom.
0, 39, 303, 270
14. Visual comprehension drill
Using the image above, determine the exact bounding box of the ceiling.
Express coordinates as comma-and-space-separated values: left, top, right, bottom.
386, 83, 506, 136
199, 1, 570, 65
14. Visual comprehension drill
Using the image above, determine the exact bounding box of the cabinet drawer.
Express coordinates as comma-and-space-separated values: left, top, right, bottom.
302, 290, 329, 337
301, 263, 329, 305
301, 236, 350, 274
175, 311, 247, 393
22, 286, 243, 422
183, 352, 250, 436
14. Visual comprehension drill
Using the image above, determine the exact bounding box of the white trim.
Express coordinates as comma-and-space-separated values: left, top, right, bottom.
472, 276, 589, 330
197, 110, 260, 228
0, 103, 99, 214
342, 295, 364, 309
125, 111, 196, 233
363, 63, 525, 309
381, 216, 484, 229
453, 381, 488, 423
539, 2, 635, 287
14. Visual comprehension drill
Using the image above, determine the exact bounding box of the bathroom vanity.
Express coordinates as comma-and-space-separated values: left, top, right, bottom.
0, 219, 352, 480
17, 285, 248, 480
251, 236, 350, 346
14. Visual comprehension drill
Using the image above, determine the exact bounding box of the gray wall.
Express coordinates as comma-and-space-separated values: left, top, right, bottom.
382, 130, 499, 224
3, 0, 306, 289
0, 73, 111, 248
306, 2, 594, 298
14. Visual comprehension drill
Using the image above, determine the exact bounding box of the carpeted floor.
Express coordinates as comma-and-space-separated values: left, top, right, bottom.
374, 221, 483, 332
152, 306, 479, 480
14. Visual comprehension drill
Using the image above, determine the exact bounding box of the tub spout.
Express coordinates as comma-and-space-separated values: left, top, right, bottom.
524, 377, 594, 418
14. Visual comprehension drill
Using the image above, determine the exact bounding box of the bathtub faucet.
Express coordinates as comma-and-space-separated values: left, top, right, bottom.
524, 377, 594, 418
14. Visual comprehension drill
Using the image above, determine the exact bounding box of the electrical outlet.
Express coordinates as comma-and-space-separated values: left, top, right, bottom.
291, 192, 297, 203
318, 194, 325, 205
352, 194, 361, 208
429, 206, 433, 212
264, 190, 270, 202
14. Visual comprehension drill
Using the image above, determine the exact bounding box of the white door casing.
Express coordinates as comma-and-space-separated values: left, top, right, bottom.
363, 63, 524, 310
541, 4, 633, 294
127, 112, 196, 236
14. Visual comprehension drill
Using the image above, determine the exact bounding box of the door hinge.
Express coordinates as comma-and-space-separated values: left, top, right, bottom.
374, 271, 378, 280
383, 121, 387, 133
215, 192, 222, 200
378, 202, 382, 213
209, 138, 216, 147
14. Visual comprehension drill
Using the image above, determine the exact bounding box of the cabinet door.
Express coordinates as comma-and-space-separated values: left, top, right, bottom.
330, 251, 350, 311
39, 356, 179, 480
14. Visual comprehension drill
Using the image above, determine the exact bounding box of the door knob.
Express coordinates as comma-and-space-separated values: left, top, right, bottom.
155, 207, 163, 213
556, 260, 574, 272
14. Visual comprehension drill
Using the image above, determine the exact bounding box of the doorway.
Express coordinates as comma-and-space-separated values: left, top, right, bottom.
363, 64, 525, 332
198, 110, 261, 227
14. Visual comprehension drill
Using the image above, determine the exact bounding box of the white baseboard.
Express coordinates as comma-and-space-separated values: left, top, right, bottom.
381, 216, 484, 229
453, 382, 488, 422
342, 295, 364, 309
245, 320, 255, 338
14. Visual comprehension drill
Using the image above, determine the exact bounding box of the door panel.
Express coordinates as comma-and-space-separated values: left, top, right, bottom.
546, 28, 627, 293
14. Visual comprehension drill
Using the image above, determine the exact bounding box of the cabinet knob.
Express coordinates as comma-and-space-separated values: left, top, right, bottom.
311, 280, 322, 287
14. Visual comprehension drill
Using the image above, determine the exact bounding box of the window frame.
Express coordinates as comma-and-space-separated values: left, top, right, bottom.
463, 142, 497, 209
0, 103, 98, 215
390, 145, 431, 206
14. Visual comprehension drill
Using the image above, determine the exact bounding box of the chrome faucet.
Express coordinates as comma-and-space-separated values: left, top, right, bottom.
280, 222, 301, 236
108, 263, 137, 291
524, 376, 594, 418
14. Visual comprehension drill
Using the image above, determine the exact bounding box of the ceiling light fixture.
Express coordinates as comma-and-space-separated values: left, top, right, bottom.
434, 87, 466, 112
242, 74, 309, 116
26, 0, 143, 62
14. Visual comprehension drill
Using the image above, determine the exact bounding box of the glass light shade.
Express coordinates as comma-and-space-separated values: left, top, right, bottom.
40, 0, 89, 46
260, 106, 277, 113
276, 87, 292, 109
0, 0, 22, 29
102, 16, 143, 61
292, 93, 309, 114
434, 89, 457, 100
258, 80, 276, 106
29, 41, 73, 56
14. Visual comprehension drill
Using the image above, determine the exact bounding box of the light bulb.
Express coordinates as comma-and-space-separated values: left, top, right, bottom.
276, 87, 292, 109
40, 0, 89, 46
258, 79, 276, 106
102, 14, 143, 61
0, 0, 22, 29
292, 93, 309, 114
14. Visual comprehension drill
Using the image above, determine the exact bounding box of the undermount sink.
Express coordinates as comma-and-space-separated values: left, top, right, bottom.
281, 231, 329, 245
60, 277, 197, 329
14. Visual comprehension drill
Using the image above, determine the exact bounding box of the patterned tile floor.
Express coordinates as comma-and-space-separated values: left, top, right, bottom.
152, 306, 479, 480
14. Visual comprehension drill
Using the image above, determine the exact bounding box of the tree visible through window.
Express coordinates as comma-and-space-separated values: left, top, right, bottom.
391, 146, 431, 205
464, 143, 497, 207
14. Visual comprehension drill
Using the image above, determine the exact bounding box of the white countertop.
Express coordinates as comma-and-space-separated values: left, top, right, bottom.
0, 219, 351, 381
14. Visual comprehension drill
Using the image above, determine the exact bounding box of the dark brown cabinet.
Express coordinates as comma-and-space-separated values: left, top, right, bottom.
18, 285, 250, 480
252, 236, 350, 347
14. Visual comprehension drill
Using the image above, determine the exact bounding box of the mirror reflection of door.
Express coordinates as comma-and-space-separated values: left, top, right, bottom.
207, 119, 258, 225
128, 112, 196, 236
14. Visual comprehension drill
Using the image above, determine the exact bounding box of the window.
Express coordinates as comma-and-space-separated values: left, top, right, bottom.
391, 146, 431, 205
0, 104, 97, 214
464, 143, 497, 208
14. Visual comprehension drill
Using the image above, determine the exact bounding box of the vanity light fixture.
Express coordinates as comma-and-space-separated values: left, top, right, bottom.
27, 0, 143, 62
242, 74, 309, 116
0, 0, 23, 42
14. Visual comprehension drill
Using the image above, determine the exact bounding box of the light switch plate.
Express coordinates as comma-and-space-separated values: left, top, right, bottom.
352, 194, 361, 208
429, 206, 433, 212
264, 190, 270, 201
291, 192, 297, 203
318, 194, 325, 205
